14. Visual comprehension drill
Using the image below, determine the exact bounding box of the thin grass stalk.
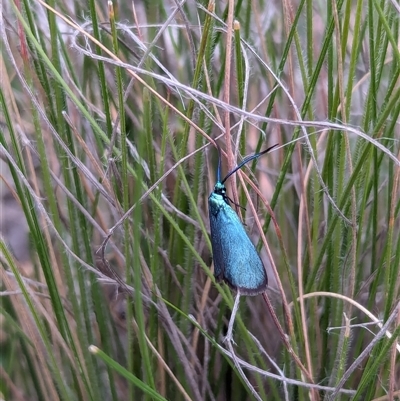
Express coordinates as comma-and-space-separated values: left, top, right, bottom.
143, 88, 164, 377
2, 0, 399, 399
169, 0, 215, 264
3, 16, 99, 398
1, 243, 74, 400
87, 0, 113, 138
90, 346, 168, 401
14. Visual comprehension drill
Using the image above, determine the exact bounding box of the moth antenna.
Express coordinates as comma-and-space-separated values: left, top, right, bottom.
221, 144, 278, 184
216, 142, 222, 183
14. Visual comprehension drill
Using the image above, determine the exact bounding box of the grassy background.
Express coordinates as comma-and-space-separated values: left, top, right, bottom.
1, 0, 399, 400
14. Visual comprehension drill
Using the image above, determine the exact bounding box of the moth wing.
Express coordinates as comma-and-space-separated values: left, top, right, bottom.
214, 204, 268, 295
209, 203, 225, 281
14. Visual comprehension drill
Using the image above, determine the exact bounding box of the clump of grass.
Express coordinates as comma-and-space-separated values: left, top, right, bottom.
1, 0, 399, 400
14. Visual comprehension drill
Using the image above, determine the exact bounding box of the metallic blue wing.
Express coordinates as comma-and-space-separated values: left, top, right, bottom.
208, 192, 267, 295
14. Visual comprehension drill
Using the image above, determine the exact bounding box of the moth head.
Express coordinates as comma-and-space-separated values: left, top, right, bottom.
213, 182, 227, 197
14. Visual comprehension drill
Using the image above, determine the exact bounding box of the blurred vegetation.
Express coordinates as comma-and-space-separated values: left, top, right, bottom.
1, 0, 399, 400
